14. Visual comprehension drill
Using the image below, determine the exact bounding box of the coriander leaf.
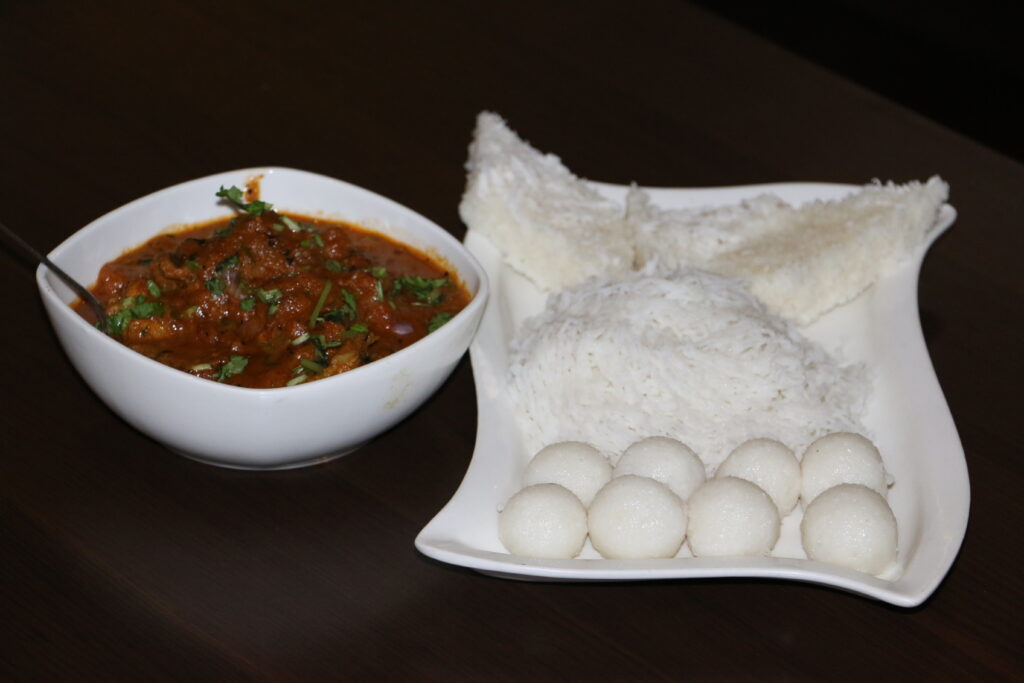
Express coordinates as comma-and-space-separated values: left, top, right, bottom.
342, 322, 369, 339
216, 185, 245, 205
215, 254, 240, 271
146, 280, 162, 298
279, 215, 302, 232
204, 277, 225, 297
214, 354, 249, 382
428, 312, 453, 333
393, 275, 450, 305
256, 288, 282, 305
299, 358, 324, 374
105, 309, 133, 336
308, 281, 332, 328
103, 297, 164, 335
216, 185, 273, 216
310, 335, 330, 365
322, 288, 357, 322
245, 200, 272, 216
240, 298, 255, 312
130, 301, 164, 318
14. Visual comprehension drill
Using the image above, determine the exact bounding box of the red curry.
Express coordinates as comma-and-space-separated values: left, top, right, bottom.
74, 187, 470, 388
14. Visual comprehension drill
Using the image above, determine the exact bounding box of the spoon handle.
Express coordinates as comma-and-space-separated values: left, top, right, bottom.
0, 219, 109, 327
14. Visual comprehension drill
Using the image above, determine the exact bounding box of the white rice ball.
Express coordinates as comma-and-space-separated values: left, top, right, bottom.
499, 484, 588, 559
801, 432, 888, 505
523, 441, 612, 507
801, 483, 898, 576
716, 438, 801, 515
686, 477, 780, 557
614, 436, 707, 500
587, 475, 687, 559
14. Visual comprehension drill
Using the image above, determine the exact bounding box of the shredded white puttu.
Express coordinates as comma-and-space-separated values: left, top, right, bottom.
460, 112, 948, 325
627, 178, 949, 324
507, 268, 869, 470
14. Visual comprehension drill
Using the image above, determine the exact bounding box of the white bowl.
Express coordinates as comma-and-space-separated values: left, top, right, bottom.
37, 167, 489, 469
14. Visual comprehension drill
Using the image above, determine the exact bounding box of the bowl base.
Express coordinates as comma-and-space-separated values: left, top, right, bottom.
172, 445, 362, 471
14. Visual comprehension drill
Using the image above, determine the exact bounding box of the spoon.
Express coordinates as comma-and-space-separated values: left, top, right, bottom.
0, 219, 109, 331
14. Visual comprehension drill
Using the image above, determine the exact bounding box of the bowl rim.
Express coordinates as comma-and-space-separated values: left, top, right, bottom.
36, 166, 490, 396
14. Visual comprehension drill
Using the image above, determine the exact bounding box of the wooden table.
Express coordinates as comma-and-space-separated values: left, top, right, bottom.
2, 2, 1020, 679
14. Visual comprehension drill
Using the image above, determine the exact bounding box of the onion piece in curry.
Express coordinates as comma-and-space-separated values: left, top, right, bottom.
74, 187, 471, 388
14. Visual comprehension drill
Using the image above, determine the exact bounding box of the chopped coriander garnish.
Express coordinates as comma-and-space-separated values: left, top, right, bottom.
103, 296, 165, 336
216, 185, 273, 216
186, 259, 201, 271
299, 358, 324, 374
146, 280, 162, 298
428, 312, 454, 333
368, 266, 388, 279
393, 275, 450, 305
256, 288, 282, 305
310, 334, 337, 365
322, 289, 357, 322
311, 233, 324, 248
215, 254, 239, 271
300, 239, 313, 248
308, 281, 332, 328
240, 298, 255, 312
214, 354, 248, 382
279, 215, 302, 232
105, 310, 133, 336
182, 305, 199, 317
325, 259, 343, 273
131, 301, 163, 318
217, 185, 245, 204
204, 277, 225, 297
374, 278, 385, 302
343, 322, 369, 339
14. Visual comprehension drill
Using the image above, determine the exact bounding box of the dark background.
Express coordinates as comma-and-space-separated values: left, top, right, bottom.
693, 0, 1024, 162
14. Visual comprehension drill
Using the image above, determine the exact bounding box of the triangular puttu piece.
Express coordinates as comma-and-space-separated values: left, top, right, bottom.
628, 177, 949, 324
459, 112, 633, 291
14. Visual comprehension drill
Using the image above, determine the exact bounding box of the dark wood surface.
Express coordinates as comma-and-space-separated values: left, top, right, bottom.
2, 2, 1021, 680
